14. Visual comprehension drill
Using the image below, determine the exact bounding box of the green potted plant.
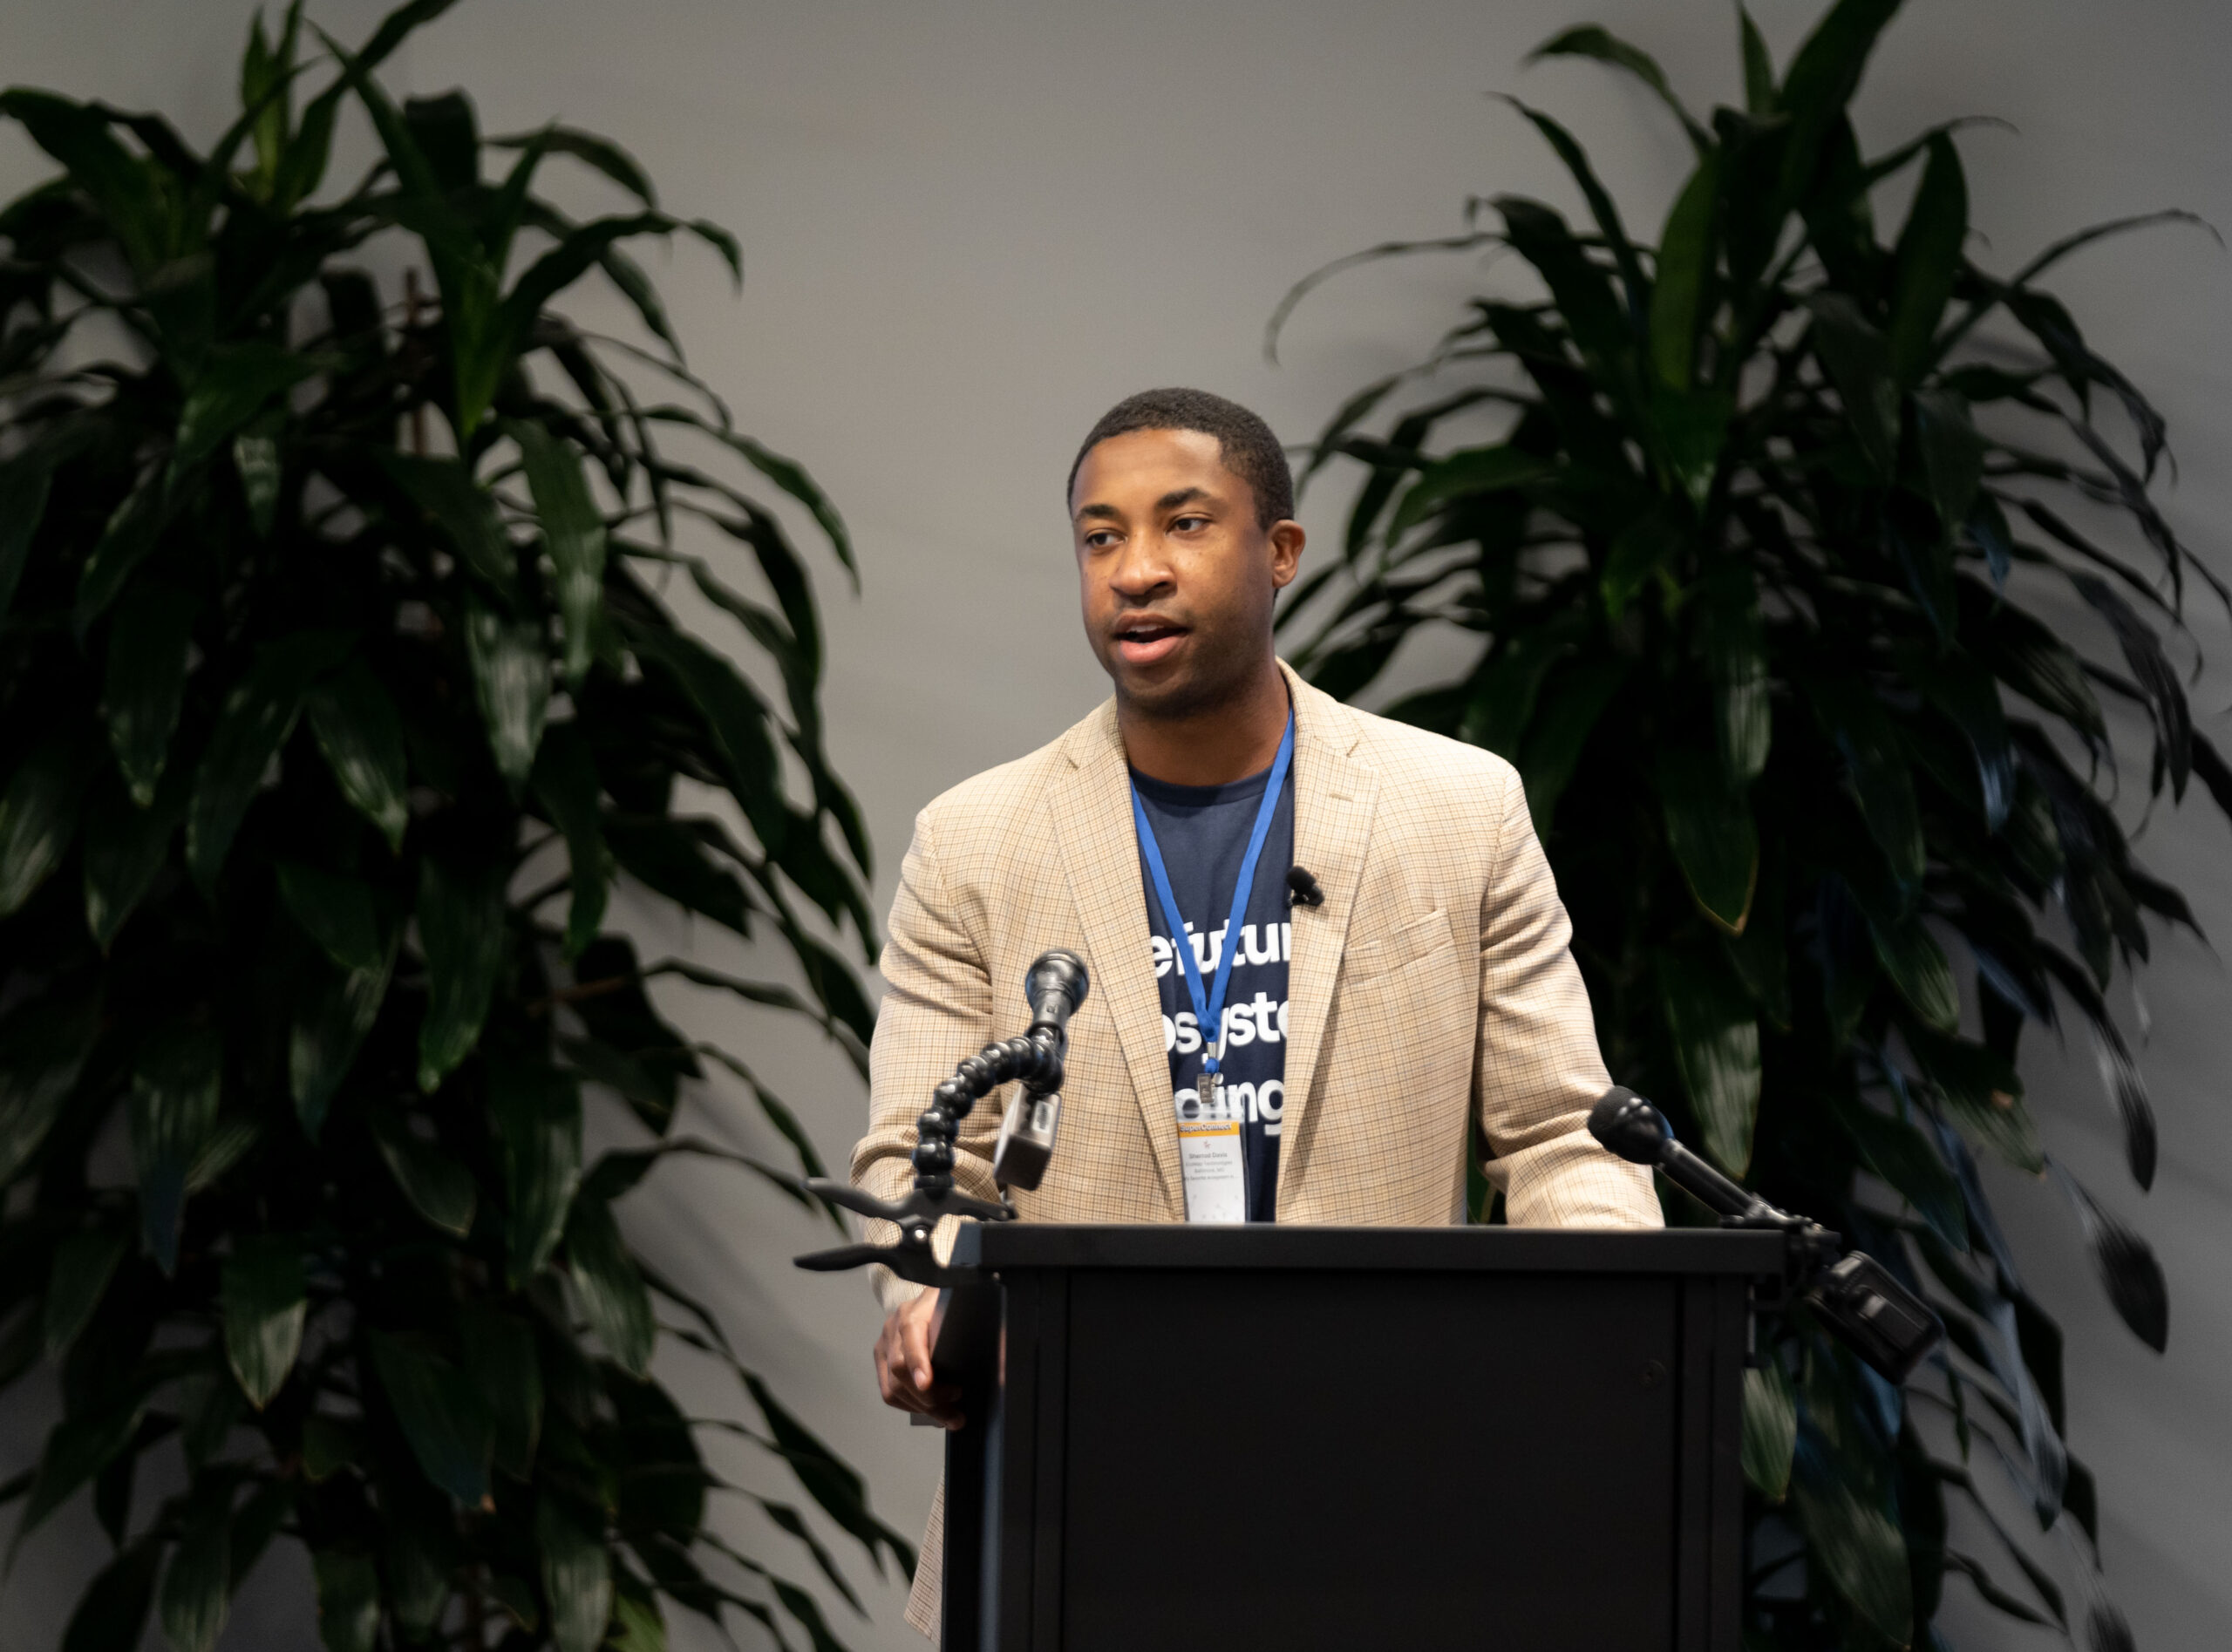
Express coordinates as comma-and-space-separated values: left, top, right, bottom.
1272, 2, 2211, 1644
0, 3, 905, 1647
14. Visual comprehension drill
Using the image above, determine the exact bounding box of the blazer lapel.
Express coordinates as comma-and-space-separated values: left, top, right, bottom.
1048, 700, 1187, 1216
1275, 665, 1378, 1210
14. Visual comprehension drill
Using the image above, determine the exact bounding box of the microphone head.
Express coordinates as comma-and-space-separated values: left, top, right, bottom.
1024, 949, 1089, 1011
1285, 866, 1324, 907
1589, 1086, 1673, 1167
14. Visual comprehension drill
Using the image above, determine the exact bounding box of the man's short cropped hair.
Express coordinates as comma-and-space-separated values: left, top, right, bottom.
1066, 388, 1295, 528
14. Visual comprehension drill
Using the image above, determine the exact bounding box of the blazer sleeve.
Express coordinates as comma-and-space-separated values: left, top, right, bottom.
1473, 763, 1662, 1228
851, 806, 1005, 1310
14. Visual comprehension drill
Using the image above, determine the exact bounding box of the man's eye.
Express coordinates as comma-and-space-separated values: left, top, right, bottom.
1172, 514, 1208, 533
1083, 530, 1119, 550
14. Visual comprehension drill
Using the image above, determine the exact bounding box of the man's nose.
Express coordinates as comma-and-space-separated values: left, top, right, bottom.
1107, 533, 1174, 596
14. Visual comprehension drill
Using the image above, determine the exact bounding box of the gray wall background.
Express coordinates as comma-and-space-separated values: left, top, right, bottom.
1, 1, 2227, 1647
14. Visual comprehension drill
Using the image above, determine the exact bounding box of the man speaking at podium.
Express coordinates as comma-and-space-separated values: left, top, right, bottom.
851, 388, 1659, 1637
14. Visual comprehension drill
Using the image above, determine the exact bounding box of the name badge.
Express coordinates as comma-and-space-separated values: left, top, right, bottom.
1177, 1111, 1247, 1223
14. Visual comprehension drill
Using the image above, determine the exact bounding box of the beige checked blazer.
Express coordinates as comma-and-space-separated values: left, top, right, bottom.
852, 662, 1659, 1639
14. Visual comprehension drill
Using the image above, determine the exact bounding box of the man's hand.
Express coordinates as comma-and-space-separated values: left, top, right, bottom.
874, 1291, 963, 1429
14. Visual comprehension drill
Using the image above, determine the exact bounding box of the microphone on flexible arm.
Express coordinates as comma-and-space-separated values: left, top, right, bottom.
1022, 949, 1090, 1038
990, 950, 1089, 1192
1588, 1086, 1945, 1384
794, 948, 1088, 1288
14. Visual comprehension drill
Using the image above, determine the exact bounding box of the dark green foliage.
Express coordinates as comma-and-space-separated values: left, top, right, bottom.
0, 3, 904, 1646
1278, 2, 2209, 1642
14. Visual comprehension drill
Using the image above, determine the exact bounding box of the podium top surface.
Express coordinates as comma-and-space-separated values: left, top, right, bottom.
952, 1221, 1783, 1275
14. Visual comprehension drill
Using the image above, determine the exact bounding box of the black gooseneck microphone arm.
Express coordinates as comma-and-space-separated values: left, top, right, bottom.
1589, 1086, 1945, 1383
794, 951, 1089, 1288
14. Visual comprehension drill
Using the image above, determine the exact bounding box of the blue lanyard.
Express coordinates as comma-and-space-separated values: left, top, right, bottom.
1129, 712, 1296, 1077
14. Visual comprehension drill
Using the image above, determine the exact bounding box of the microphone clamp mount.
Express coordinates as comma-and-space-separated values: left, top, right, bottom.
795, 951, 1090, 1289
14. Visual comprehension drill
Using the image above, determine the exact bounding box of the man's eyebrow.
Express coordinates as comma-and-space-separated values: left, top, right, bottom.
1155, 486, 1211, 513
1074, 501, 1122, 522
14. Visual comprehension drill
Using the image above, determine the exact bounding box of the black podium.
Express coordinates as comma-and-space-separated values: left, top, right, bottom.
931, 1224, 1784, 1652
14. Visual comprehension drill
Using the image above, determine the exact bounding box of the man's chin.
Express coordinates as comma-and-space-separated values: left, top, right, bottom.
1109, 662, 1222, 722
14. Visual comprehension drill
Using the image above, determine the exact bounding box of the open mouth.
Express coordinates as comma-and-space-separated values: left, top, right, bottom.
1113, 616, 1187, 666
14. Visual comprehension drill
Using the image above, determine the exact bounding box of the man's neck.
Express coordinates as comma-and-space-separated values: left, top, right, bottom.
1119, 659, 1290, 787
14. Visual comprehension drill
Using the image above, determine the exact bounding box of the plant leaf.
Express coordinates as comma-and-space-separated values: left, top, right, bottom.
376, 451, 518, 602
464, 595, 549, 788
83, 766, 189, 949
460, 1307, 541, 1479
276, 861, 384, 974
1741, 1361, 1796, 1500
234, 425, 282, 538
1909, 1026, 2040, 1169
742, 1372, 915, 1577
100, 581, 195, 806
1792, 1464, 1911, 1646
304, 660, 409, 853
159, 1510, 231, 1652
492, 125, 656, 204
0, 455, 55, 621
383, 1509, 450, 1639
128, 1023, 222, 1275
1898, 642, 2012, 831
17, 1389, 147, 1547
1869, 910, 1959, 1032
0, 731, 101, 916
369, 1331, 492, 1506
538, 1497, 613, 1652
620, 622, 785, 853
1808, 678, 1925, 885
714, 431, 855, 578
72, 472, 173, 636
59, 1539, 160, 1652
1390, 444, 1548, 537
487, 1060, 582, 1285
1656, 746, 1758, 933
1600, 512, 1683, 622
1528, 24, 1706, 148
514, 420, 608, 685
1699, 561, 1770, 785
1805, 293, 1899, 476
565, 1197, 654, 1378
2089, 1024, 2156, 1192
414, 854, 509, 1092
303, 1417, 364, 1485
1650, 152, 1720, 391
174, 340, 315, 472
290, 939, 396, 1142
369, 1110, 477, 1237
1840, 1100, 1966, 1247
1516, 656, 1629, 833
1887, 133, 1968, 385
532, 723, 609, 957
221, 1234, 306, 1410
1774, 0, 1902, 209
311, 1551, 380, 1652
1739, 4, 1776, 112
44, 1226, 130, 1360
187, 631, 350, 892
2070, 571, 2192, 802
1657, 947, 1760, 1177
0, 986, 100, 1186
1912, 387, 1984, 544
2051, 1164, 2167, 1352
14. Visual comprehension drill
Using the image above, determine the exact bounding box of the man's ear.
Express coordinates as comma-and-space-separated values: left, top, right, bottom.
1269, 519, 1305, 588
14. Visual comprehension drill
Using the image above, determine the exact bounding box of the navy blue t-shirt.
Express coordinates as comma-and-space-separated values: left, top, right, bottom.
1132, 762, 1295, 1221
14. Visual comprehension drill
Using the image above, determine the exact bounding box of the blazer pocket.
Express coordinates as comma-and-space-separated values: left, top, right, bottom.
1341, 908, 1452, 983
